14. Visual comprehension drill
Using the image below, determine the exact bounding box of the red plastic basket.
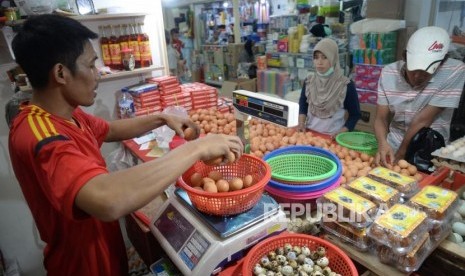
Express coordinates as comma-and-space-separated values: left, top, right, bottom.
242, 233, 358, 276
177, 154, 271, 216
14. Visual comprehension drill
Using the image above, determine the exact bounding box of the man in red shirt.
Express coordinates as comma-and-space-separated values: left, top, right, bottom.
9, 14, 243, 276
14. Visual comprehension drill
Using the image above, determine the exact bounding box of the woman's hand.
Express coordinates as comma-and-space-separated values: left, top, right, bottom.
163, 114, 200, 140
332, 127, 348, 139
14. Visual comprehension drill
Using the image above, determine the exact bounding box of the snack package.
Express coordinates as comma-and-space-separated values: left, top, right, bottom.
368, 204, 429, 254
376, 232, 432, 273
346, 176, 401, 208
318, 187, 377, 229
321, 220, 372, 251
367, 167, 419, 198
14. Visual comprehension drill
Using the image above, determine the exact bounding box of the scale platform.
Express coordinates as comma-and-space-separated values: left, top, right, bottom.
149, 187, 288, 275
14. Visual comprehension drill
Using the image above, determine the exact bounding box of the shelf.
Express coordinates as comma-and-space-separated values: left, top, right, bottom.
100, 66, 164, 82
71, 13, 147, 21
205, 80, 223, 87
4, 12, 147, 26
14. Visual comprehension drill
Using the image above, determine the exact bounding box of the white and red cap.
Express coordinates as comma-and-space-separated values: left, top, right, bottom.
406, 26, 450, 74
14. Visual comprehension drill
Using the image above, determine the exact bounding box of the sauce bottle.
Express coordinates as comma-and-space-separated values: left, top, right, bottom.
129, 24, 141, 68
138, 23, 153, 67
118, 24, 129, 52
109, 25, 122, 70
99, 25, 112, 67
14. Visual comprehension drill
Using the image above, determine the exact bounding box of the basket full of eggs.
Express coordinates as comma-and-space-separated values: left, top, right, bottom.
242, 232, 358, 276
177, 153, 271, 216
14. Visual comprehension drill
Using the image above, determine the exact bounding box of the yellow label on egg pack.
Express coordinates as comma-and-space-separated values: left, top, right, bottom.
368, 167, 415, 187
375, 204, 427, 238
324, 187, 376, 214
410, 186, 458, 214
349, 176, 399, 202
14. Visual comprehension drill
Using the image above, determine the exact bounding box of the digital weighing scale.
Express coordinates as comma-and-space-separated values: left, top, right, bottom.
232, 89, 299, 144
149, 188, 287, 275
149, 90, 298, 275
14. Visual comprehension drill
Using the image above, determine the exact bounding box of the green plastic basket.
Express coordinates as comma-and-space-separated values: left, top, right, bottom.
336, 132, 378, 156
266, 154, 337, 183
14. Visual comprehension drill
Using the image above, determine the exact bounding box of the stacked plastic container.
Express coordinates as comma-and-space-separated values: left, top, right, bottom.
318, 165, 460, 273
263, 146, 342, 208
352, 31, 397, 104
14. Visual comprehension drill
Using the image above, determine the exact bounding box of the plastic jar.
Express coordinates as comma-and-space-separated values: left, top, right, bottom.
121, 48, 135, 71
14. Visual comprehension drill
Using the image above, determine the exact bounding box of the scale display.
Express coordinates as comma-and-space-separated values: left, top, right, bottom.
232, 90, 299, 127
154, 204, 210, 270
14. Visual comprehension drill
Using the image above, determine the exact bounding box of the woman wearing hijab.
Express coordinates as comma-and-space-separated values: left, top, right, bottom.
299, 38, 361, 136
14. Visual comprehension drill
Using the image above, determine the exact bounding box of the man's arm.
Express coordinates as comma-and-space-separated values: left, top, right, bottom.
75, 134, 244, 221
374, 104, 394, 166
395, 105, 445, 161
105, 113, 199, 142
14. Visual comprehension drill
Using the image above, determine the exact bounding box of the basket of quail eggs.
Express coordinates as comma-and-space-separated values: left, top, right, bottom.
242, 233, 358, 276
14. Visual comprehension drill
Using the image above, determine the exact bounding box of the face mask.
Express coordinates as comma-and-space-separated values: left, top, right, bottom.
317, 66, 334, 77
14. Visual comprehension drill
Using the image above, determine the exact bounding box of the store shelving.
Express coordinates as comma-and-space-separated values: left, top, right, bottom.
1, 12, 165, 81
100, 66, 164, 82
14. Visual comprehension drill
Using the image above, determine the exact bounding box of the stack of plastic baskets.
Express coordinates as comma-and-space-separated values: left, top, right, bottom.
263, 145, 342, 208
335, 131, 378, 156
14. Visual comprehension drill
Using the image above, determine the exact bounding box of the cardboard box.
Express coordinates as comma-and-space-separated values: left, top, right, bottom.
355, 103, 377, 133
366, 0, 405, 19
220, 78, 257, 98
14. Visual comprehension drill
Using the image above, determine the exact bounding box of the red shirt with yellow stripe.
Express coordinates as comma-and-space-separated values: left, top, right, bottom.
8, 104, 128, 276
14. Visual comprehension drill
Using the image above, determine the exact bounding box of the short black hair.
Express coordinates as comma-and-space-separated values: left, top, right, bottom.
12, 14, 98, 89
170, 28, 179, 35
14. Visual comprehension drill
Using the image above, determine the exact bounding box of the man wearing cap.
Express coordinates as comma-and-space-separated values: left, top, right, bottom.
374, 26, 465, 166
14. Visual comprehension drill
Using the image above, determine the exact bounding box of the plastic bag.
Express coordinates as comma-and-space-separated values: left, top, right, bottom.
405, 127, 445, 173
5, 91, 32, 128
152, 106, 188, 149
107, 144, 136, 172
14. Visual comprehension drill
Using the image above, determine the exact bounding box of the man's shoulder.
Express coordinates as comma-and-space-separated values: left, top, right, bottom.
441, 58, 465, 70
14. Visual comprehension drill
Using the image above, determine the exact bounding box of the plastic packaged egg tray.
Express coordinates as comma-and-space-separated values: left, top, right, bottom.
345, 176, 401, 208
406, 186, 460, 229
367, 204, 430, 254
367, 167, 419, 199
316, 186, 378, 229
376, 232, 432, 273
321, 220, 372, 252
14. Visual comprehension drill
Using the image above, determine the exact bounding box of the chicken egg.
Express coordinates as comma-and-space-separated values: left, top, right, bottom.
243, 175, 254, 188
216, 179, 230, 192
230, 178, 244, 191
203, 181, 218, 193
208, 170, 223, 181
190, 173, 203, 187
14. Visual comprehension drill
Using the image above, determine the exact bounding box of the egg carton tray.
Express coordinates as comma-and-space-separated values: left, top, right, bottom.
432, 158, 465, 174
431, 136, 465, 163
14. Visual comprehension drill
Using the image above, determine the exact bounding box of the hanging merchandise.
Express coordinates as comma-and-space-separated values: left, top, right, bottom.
99, 25, 112, 67
138, 23, 153, 67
